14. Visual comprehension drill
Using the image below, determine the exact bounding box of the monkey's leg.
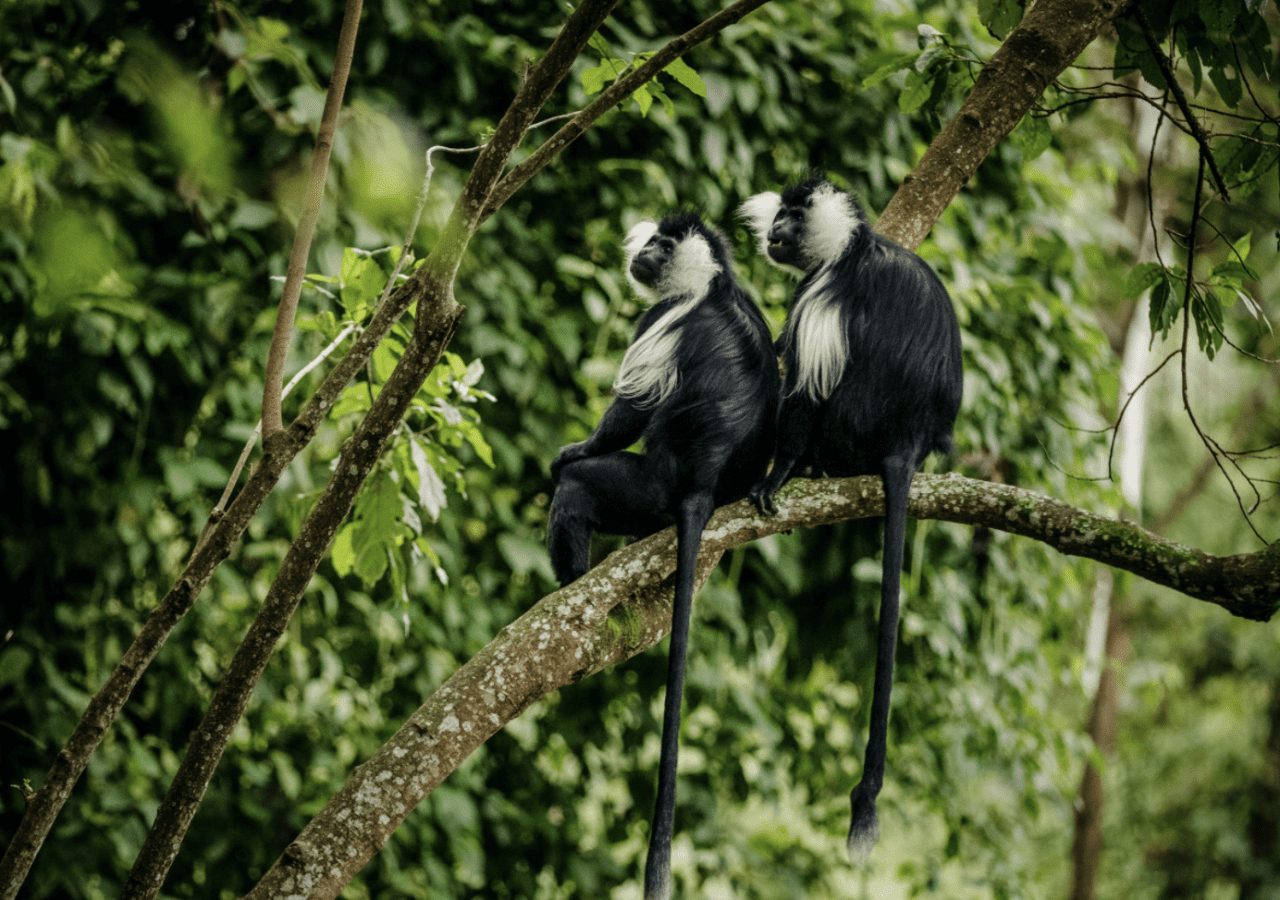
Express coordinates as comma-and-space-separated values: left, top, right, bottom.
547, 452, 669, 586
749, 394, 819, 515
847, 455, 914, 862
643, 490, 715, 900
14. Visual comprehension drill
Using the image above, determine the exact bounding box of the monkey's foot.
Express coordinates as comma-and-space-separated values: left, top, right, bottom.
846, 783, 880, 863
747, 482, 777, 516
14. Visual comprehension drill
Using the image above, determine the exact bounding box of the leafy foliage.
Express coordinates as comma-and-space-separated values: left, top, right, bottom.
0, 0, 1277, 898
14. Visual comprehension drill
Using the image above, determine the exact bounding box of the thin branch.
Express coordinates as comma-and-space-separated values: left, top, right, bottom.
194, 323, 359, 561
1135, 7, 1230, 201
261, 0, 364, 439
482, 0, 775, 221
247, 473, 1280, 899
120, 3, 620, 895
1177, 154, 1267, 543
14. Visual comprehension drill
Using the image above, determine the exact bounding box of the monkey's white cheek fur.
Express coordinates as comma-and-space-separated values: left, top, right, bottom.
803, 185, 861, 265
657, 233, 720, 301
738, 191, 782, 259
623, 219, 660, 299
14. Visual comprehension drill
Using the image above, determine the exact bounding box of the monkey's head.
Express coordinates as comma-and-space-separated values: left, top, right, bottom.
623, 213, 728, 301
739, 176, 865, 272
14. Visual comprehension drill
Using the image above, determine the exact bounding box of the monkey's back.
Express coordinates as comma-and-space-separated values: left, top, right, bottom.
790, 232, 962, 475
644, 278, 779, 503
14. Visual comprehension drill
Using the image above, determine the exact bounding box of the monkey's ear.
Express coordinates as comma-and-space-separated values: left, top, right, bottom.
737, 192, 782, 257
623, 220, 659, 263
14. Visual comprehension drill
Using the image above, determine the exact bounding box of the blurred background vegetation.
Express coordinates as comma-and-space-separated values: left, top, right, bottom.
1, 0, 1278, 896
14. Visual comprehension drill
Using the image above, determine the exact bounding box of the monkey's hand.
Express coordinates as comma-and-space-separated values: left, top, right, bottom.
748, 480, 778, 516
550, 441, 591, 482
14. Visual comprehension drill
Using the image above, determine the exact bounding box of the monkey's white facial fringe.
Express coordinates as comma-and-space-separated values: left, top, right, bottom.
738, 191, 782, 261
657, 233, 720, 301
614, 292, 699, 407
623, 220, 660, 300
803, 185, 861, 267
787, 267, 848, 401
615, 232, 720, 407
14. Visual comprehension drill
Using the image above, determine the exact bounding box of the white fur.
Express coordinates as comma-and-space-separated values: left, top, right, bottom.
656, 232, 720, 300
787, 266, 848, 401
623, 219, 660, 298
803, 184, 860, 266
738, 191, 782, 259
614, 231, 721, 407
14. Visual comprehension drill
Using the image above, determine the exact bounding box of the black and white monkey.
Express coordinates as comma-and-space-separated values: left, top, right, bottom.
548, 213, 779, 898
740, 176, 963, 860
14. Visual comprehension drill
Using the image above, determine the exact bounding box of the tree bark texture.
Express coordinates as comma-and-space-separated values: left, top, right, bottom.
877, 0, 1132, 249
248, 473, 1280, 898
1070, 611, 1126, 900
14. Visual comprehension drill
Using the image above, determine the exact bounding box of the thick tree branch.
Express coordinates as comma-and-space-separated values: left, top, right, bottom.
118, 3, 621, 896
248, 474, 1279, 898
877, 0, 1132, 249
261, 0, 363, 439
1, 4, 638, 893
482, 0, 774, 221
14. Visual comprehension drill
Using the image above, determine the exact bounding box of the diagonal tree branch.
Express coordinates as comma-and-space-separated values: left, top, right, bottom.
261, 0, 364, 440
0, 0, 791, 891
244, 0, 1175, 893
117, 2, 630, 896
481, 0, 773, 221
246, 474, 1279, 899
877, 0, 1132, 249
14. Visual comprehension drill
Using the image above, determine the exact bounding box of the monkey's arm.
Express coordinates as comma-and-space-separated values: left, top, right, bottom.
551, 398, 650, 481
749, 393, 818, 515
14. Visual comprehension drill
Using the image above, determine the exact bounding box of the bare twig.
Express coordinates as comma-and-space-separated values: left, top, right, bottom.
194, 322, 359, 560
482, 0, 775, 220
1134, 7, 1230, 201
1177, 154, 1267, 543
260, 0, 363, 439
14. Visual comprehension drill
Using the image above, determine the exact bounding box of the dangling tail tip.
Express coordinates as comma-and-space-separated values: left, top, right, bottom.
846, 796, 880, 864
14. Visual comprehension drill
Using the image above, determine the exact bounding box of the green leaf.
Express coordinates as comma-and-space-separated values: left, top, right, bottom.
339, 248, 385, 321
580, 61, 613, 96
664, 57, 707, 98
409, 437, 447, 521
1208, 65, 1242, 107
332, 524, 356, 577
0, 646, 33, 686
860, 53, 916, 89
978, 0, 1025, 37
899, 70, 932, 113
1124, 262, 1166, 297
1010, 114, 1051, 160
632, 84, 653, 117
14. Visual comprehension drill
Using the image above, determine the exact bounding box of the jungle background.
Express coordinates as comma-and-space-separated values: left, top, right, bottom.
2, 0, 1279, 897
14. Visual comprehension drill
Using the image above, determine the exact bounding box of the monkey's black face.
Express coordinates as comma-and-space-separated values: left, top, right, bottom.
766, 201, 808, 268
629, 233, 678, 288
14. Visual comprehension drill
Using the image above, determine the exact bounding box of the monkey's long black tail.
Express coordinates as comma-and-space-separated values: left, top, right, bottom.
847, 457, 913, 863
643, 492, 715, 900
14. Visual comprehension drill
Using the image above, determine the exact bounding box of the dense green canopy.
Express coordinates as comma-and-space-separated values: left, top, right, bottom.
1, 0, 1277, 896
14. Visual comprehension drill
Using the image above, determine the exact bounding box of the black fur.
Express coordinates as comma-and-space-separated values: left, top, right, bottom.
547, 213, 779, 898
747, 177, 963, 860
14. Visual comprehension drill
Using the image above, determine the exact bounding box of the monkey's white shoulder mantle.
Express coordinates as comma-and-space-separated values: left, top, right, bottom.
787, 265, 848, 402
614, 228, 721, 407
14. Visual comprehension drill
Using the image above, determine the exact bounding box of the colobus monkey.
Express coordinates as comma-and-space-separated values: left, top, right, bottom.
548, 213, 779, 899
740, 176, 963, 861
